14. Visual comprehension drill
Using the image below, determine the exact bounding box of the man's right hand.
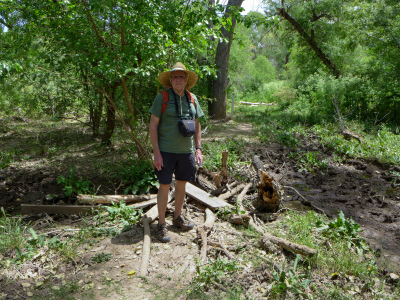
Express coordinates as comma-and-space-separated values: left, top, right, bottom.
154, 152, 163, 171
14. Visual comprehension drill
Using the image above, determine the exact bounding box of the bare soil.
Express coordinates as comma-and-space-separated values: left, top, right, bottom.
1, 118, 399, 299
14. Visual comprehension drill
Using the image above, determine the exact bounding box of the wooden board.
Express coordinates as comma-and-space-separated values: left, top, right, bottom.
21, 204, 98, 215
185, 183, 232, 210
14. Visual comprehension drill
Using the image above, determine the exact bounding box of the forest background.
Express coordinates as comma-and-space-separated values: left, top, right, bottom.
1, 0, 399, 152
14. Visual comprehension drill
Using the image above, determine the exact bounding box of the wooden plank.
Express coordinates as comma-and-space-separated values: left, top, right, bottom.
77, 194, 157, 204
185, 183, 231, 210
21, 204, 98, 215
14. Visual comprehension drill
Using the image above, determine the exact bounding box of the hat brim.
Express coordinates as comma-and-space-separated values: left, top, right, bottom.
158, 68, 198, 90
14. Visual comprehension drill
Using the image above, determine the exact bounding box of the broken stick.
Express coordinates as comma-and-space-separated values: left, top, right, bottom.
197, 208, 215, 263
260, 233, 317, 257
140, 217, 151, 276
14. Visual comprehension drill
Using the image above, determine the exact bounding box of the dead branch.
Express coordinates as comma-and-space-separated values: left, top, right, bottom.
260, 232, 317, 257
281, 185, 326, 215
332, 95, 362, 143
197, 208, 215, 263
208, 241, 235, 260
140, 217, 151, 276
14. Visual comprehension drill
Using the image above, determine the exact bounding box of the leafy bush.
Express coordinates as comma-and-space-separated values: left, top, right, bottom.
102, 200, 142, 232
57, 165, 94, 197
114, 159, 158, 195
315, 211, 370, 254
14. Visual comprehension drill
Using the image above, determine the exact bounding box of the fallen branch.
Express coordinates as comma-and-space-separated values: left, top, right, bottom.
140, 217, 151, 276
260, 232, 317, 257
208, 241, 235, 260
282, 185, 326, 215
332, 95, 362, 143
197, 208, 215, 263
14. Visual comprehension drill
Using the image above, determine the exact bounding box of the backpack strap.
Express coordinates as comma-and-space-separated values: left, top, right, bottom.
161, 90, 168, 114
186, 91, 196, 110
161, 89, 196, 114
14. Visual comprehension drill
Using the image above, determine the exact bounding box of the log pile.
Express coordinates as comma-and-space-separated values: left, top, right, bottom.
21, 150, 321, 277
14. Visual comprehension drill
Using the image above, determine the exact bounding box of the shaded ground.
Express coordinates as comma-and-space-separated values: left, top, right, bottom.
1, 117, 399, 299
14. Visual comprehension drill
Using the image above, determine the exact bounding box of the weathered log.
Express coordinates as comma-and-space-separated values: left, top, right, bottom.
140, 217, 151, 276
252, 155, 282, 212
77, 194, 157, 204
197, 208, 215, 263
260, 233, 317, 257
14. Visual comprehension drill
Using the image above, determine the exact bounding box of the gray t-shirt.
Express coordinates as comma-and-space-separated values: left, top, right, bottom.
149, 89, 204, 153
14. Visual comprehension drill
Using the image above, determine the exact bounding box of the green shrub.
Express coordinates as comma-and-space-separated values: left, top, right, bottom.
114, 159, 158, 195
57, 165, 94, 197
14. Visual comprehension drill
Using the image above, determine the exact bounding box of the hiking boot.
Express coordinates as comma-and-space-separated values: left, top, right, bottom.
172, 215, 194, 230
157, 224, 170, 243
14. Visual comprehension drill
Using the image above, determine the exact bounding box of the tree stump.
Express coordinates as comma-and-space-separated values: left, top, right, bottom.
252, 155, 282, 212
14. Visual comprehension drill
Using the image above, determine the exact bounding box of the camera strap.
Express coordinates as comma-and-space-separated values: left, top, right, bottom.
171, 89, 194, 120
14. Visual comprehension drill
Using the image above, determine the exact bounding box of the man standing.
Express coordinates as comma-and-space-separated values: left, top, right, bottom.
149, 62, 204, 243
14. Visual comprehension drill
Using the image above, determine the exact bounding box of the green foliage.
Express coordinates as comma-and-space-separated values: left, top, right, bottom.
296, 151, 328, 173
0, 151, 13, 169
57, 165, 94, 197
276, 131, 298, 148
271, 254, 311, 298
103, 200, 142, 232
195, 257, 240, 288
113, 159, 158, 195
0, 208, 29, 254
315, 211, 370, 255
215, 203, 246, 221
91, 252, 112, 264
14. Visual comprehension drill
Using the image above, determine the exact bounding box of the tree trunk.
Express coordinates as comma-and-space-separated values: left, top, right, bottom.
91, 92, 103, 137
101, 88, 116, 145
210, 0, 244, 119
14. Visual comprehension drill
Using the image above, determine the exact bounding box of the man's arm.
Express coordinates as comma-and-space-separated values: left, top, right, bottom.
194, 118, 203, 165
149, 113, 163, 171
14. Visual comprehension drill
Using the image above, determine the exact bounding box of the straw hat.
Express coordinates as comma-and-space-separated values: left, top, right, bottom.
158, 62, 198, 90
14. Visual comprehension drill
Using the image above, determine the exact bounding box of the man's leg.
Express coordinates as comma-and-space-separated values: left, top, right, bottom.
173, 180, 187, 220
172, 180, 194, 230
157, 183, 171, 225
